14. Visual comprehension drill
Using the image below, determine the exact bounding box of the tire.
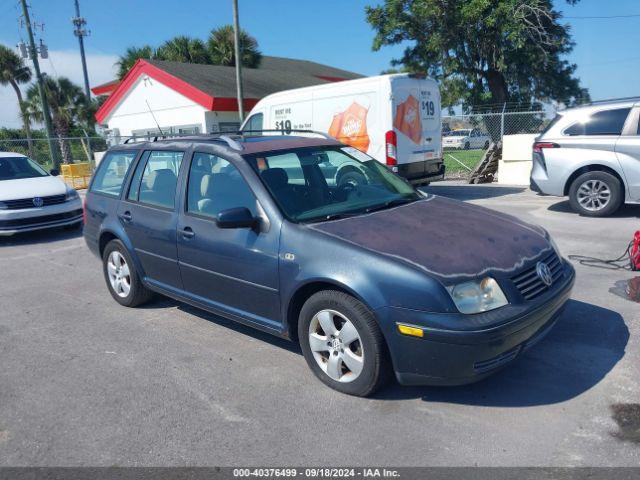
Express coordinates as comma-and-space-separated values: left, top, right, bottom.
298, 290, 391, 397
337, 170, 367, 188
102, 239, 153, 307
568, 171, 623, 217
464, 141, 470, 150
484, 140, 490, 149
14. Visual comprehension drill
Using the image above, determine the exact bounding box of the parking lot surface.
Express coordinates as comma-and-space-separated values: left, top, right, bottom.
0, 183, 638, 466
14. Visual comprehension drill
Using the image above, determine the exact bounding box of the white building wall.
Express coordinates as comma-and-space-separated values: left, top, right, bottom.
104, 75, 208, 137
498, 134, 538, 185
205, 111, 242, 133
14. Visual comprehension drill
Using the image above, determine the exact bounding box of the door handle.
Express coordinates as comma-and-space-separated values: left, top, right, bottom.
119, 211, 132, 223
180, 227, 195, 239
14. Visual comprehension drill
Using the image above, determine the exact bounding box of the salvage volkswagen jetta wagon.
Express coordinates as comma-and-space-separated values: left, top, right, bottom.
84, 133, 575, 396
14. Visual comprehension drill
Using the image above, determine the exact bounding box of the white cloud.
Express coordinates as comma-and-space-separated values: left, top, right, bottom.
0, 49, 118, 129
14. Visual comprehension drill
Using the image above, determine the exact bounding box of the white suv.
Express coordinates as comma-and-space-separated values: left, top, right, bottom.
531, 98, 640, 216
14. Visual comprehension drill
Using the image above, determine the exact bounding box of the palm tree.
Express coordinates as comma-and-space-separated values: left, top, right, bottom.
0, 44, 34, 157
156, 36, 210, 64
115, 45, 155, 79
207, 25, 262, 68
26, 76, 90, 164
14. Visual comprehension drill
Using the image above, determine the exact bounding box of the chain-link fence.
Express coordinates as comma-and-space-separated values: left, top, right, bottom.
2, 111, 553, 185
0, 136, 108, 170
441, 110, 552, 180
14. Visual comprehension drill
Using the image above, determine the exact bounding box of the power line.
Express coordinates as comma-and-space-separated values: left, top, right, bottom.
564, 13, 640, 19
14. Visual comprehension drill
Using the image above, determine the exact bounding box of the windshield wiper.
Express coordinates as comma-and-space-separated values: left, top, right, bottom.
364, 197, 417, 214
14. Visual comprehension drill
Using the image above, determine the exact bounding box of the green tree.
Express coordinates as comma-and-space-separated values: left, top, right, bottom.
366, 0, 589, 111
156, 36, 210, 64
116, 45, 155, 80
26, 76, 91, 164
207, 25, 262, 67
0, 44, 35, 157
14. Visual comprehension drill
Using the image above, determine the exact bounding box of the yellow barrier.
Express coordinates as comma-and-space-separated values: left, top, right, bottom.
60, 162, 92, 190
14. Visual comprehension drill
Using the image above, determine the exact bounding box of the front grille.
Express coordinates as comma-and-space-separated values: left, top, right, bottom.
511, 251, 563, 301
3, 194, 67, 210
0, 209, 82, 229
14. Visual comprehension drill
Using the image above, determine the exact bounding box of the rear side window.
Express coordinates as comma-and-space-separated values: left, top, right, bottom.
565, 108, 631, 136
90, 151, 137, 197
128, 151, 184, 209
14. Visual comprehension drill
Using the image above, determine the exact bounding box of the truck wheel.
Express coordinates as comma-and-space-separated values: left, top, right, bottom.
102, 239, 153, 307
464, 141, 471, 150
568, 171, 623, 217
484, 140, 490, 149
298, 290, 391, 397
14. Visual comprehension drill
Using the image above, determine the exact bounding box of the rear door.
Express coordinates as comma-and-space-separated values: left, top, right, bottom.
118, 149, 186, 290
615, 105, 640, 201
391, 76, 441, 177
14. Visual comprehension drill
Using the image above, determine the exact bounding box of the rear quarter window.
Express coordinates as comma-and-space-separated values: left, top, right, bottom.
564, 108, 631, 136
90, 151, 138, 197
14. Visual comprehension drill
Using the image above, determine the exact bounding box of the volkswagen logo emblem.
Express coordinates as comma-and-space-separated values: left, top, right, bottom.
32, 197, 44, 208
536, 262, 553, 287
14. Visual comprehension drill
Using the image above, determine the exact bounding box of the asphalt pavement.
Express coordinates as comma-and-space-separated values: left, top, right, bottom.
0, 183, 638, 466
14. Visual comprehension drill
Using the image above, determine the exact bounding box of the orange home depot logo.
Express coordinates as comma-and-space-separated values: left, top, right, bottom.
328, 102, 370, 152
394, 95, 422, 144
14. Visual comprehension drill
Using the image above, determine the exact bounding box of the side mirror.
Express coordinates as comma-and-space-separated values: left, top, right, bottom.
215, 207, 256, 229
49, 168, 59, 176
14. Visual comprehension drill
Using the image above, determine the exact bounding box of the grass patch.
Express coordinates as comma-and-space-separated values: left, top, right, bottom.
443, 149, 485, 174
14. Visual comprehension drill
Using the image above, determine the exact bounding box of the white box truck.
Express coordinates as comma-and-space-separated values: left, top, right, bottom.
241, 73, 444, 184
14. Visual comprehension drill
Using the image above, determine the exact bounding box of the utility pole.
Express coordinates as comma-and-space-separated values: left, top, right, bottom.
232, 0, 244, 123
19, 0, 59, 168
72, 0, 93, 165
72, 0, 91, 100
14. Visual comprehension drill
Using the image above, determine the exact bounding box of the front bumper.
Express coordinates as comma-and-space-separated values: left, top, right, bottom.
0, 199, 83, 236
376, 262, 575, 386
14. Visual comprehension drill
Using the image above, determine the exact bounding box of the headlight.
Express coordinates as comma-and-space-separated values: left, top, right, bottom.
447, 277, 508, 314
65, 188, 79, 201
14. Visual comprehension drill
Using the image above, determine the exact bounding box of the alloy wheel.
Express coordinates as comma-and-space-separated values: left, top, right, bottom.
107, 251, 131, 298
577, 179, 611, 212
308, 309, 364, 383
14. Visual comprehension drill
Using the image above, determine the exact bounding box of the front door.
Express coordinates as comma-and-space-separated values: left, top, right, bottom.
118, 149, 185, 290
176, 151, 281, 328
615, 106, 640, 201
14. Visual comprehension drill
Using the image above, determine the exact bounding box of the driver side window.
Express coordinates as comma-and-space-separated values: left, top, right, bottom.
186, 153, 257, 219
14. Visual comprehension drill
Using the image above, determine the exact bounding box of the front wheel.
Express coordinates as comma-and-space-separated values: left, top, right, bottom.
102, 239, 153, 307
298, 290, 391, 397
568, 171, 623, 217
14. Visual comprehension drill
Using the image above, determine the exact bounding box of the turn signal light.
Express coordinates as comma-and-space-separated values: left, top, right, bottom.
397, 324, 424, 338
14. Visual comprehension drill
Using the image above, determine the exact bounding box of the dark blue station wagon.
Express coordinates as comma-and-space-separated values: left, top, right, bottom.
84, 134, 575, 396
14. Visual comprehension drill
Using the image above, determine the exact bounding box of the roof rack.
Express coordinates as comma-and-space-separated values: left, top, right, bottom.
237, 129, 333, 139
576, 96, 640, 107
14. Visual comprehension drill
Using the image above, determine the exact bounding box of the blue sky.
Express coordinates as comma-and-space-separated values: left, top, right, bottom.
0, 0, 639, 126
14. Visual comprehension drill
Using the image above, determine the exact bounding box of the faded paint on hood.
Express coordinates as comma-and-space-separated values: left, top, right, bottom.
309, 195, 551, 282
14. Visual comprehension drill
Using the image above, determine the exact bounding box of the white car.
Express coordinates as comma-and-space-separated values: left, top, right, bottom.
0, 152, 83, 235
443, 128, 491, 150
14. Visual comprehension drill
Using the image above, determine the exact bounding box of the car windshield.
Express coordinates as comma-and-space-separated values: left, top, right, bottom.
448, 130, 471, 136
245, 146, 421, 223
0, 156, 48, 181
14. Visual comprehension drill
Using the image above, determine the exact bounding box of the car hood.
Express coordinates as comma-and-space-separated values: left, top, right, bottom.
309, 195, 551, 282
0, 176, 67, 201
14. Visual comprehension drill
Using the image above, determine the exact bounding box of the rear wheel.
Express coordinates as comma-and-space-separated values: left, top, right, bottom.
568, 171, 623, 217
464, 141, 470, 150
102, 239, 153, 307
298, 290, 391, 397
